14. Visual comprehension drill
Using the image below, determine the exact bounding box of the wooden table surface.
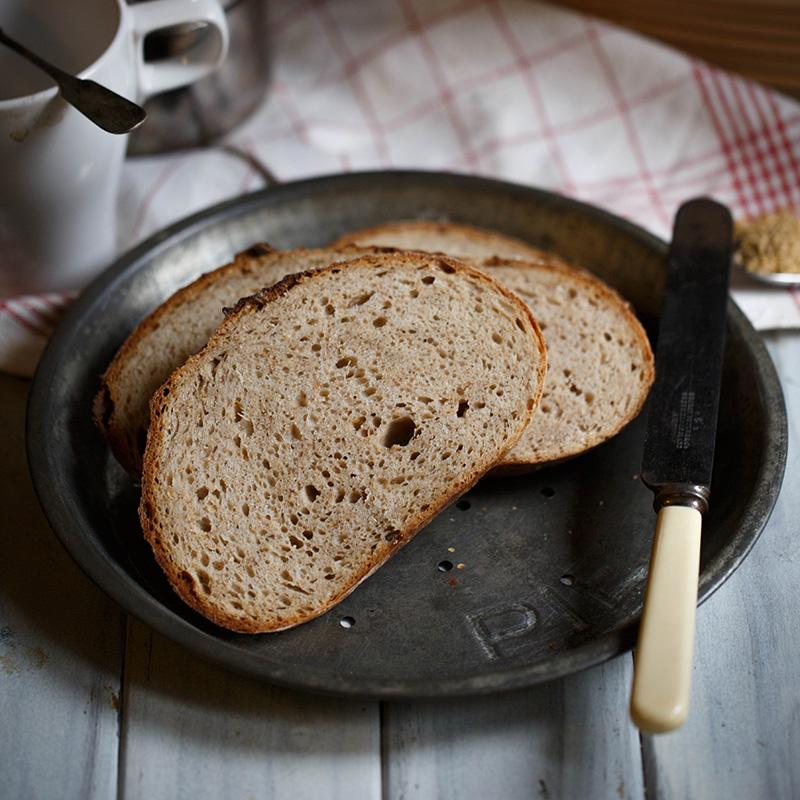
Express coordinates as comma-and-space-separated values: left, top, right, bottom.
1, 332, 798, 800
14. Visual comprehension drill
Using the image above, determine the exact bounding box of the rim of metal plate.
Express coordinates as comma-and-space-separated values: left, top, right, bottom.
26, 170, 788, 698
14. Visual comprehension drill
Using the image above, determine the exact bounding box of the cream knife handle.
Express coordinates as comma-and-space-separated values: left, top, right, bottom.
631, 505, 702, 734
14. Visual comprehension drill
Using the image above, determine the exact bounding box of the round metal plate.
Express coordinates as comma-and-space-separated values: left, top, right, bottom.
27, 171, 787, 697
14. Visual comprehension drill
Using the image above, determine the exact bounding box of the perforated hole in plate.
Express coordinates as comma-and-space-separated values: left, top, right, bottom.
437, 560, 454, 572
339, 616, 355, 629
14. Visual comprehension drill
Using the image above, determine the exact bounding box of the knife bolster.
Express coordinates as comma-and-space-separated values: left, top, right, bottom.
651, 483, 709, 514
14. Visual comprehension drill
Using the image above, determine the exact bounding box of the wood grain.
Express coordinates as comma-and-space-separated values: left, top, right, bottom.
119, 619, 381, 800
642, 333, 800, 799
554, 0, 800, 97
381, 655, 645, 800
0, 375, 124, 800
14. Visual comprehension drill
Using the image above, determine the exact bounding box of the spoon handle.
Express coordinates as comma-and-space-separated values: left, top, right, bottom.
0, 26, 70, 84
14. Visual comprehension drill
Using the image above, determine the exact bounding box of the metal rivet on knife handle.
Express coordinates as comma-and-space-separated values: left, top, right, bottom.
631, 197, 733, 734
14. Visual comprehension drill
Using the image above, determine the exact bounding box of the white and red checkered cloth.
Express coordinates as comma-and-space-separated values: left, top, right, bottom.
3, 0, 800, 378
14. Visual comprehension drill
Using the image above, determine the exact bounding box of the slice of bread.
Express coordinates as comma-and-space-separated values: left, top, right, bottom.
479, 257, 654, 471
332, 221, 654, 470
95, 244, 376, 474
332, 220, 550, 261
139, 253, 547, 633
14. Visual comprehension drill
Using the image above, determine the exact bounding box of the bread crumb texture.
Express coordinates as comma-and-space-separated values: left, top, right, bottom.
96, 245, 374, 475
139, 254, 545, 633
484, 262, 653, 466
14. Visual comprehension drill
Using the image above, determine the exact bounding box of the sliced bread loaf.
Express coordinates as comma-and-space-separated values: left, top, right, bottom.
479, 257, 653, 471
332, 220, 550, 261
139, 253, 547, 632
95, 244, 376, 474
332, 221, 654, 469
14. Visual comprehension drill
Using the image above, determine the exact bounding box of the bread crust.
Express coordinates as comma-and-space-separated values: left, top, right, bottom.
331, 220, 654, 473
139, 253, 547, 633
94, 244, 395, 475
479, 256, 655, 473
332, 219, 549, 261
94, 243, 276, 474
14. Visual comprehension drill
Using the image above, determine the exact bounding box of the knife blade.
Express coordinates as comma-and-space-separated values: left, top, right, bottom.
630, 197, 733, 734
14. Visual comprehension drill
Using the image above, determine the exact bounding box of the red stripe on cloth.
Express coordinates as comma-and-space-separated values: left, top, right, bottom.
395, 0, 480, 171
727, 75, 782, 212
490, 0, 575, 192
273, 81, 310, 146
763, 91, 800, 208
706, 68, 765, 216
585, 162, 736, 207
380, 30, 587, 134
20, 297, 61, 327
0, 301, 50, 337
744, 82, 794, 207
692, 64, 750, 218
585, 23, 669, 229
458, 71, 692, 173
308, 0, 487, 91
313, 2, 391, 165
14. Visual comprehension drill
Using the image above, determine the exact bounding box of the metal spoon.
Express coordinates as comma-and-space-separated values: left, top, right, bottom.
0, 27, 146, 134
737, 262, 800, 287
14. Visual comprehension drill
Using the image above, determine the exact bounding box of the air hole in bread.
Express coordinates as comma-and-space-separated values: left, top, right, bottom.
373, 316, 387, 328
438, 261, 456, 274
304, 484, 320, 503
349, 290, 374, 307
457, 400, 469, 418
195, 570, 211, 593
381, 416, 416, 447
492, 332, 503, 345
410, 289, 419, 298
336, 356, 357, 368
196, 487, 209, 500
242, 503, 250, 516
291, 423, 303, 440
422, 275, 435, 285
199, 517, 212, 532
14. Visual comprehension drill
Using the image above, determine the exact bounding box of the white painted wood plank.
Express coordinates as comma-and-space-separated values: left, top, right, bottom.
0, 375, 123, 800
643, 333, 800, 800
120, 619, 381, 800
382, 654, 645, 800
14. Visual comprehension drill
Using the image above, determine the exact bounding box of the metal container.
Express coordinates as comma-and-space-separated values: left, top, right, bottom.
27, 172, 787, 698
128, 0, 269, 154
